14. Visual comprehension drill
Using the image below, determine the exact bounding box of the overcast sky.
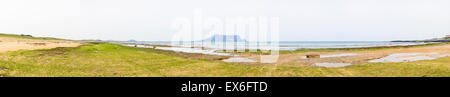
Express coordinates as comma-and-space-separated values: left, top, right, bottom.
0, 0, 449, 41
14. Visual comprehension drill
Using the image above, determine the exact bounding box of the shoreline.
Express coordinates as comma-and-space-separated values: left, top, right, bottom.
119, 42, 446, 55
1, 35, 449, 77
284, 42, 445, 52
119, 42, 439, 50
265, 42, 450, 67
116, 42, 449, 66
112, 41, 428, 50
118, 41, 450, 69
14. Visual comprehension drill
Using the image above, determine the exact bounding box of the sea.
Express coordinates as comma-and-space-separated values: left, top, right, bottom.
120, 41, 428, 51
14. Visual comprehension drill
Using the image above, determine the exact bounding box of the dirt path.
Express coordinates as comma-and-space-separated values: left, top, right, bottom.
0, 37, 82, 53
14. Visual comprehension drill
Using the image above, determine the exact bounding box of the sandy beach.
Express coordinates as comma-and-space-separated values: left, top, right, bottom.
237, 43, 450, 67
0, 37, 82, 53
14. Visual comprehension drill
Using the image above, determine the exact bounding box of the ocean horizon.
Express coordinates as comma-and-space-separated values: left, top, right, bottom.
117, 41, 428, 51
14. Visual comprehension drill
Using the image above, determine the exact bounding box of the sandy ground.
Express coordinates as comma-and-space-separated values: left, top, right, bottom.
0, 37, 82, 53
239, 44, 450, 66
223, 57, 256, 62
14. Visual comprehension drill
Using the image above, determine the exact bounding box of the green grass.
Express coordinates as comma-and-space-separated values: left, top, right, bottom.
0, 33, 64, 40
0, 43, 449, 77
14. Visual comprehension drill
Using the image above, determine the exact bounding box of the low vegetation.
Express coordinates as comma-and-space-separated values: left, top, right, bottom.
0, 43, 448, 77
0, 33, 64, 40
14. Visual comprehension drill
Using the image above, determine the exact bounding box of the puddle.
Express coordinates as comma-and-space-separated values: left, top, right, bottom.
125, 44, 154, 48
302, 53, 359, 59
368, 52, 449, 63
155, 47, 232, 56
137, 45, 153, 48
124, 44, 234, 56
223, 57, 256, 63
313, 63, 352, 68
321, 53, 360, 58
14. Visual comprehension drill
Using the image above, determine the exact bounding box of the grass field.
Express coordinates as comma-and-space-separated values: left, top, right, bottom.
1, 43, 449, 77
0, 33, 64, 40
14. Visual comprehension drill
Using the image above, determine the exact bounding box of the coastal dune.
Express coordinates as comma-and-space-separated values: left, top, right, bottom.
0, 37, 82, 52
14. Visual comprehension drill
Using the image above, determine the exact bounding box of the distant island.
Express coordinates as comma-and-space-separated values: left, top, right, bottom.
201, 35, 247, 42
392, 35, 450, 42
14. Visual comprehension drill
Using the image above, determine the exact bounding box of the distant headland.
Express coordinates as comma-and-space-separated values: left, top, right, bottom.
392, 35, 450, 42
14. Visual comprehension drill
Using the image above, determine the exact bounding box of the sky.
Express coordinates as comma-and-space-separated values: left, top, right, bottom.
0, 0, 449, 41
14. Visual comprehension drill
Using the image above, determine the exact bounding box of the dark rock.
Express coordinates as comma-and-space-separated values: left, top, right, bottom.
20, 34, 33, 37
306, 54, 320, 58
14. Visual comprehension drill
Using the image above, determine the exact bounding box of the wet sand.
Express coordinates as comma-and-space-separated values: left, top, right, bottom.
243, 43, 450, 67
223, 57, 256, 63
368, 52, 450, 63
